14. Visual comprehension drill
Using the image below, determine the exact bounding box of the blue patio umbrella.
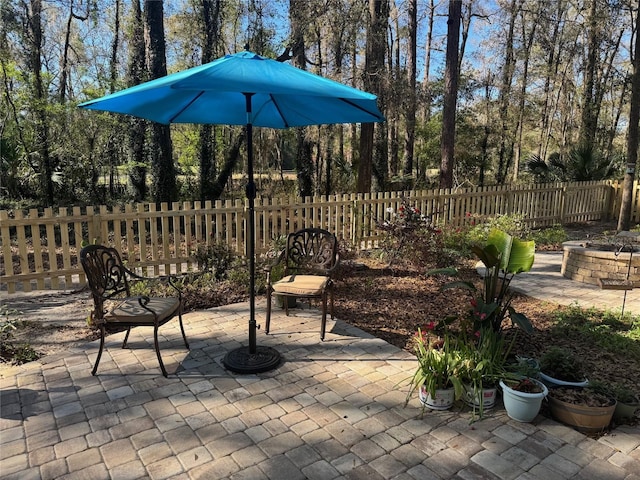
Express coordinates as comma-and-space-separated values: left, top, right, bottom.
79, 51, 384, 373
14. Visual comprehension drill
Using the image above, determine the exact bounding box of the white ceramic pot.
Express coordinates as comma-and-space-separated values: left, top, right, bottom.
419, 385, 455, 410
500, 378, 548, 422
464, 384, 497, 410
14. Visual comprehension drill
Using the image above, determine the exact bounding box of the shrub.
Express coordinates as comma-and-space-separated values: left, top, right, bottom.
192, 241, 237, 280
376, 198, 453, 268
465, 213, 531, 246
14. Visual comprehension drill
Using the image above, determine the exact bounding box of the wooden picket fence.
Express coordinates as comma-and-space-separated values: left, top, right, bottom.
1, 180, 634, 294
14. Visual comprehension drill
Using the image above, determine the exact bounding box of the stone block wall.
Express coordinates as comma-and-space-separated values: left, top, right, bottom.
561, 241, 640, 287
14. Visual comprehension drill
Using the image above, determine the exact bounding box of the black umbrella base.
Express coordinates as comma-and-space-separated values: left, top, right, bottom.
222, 345, 282, 374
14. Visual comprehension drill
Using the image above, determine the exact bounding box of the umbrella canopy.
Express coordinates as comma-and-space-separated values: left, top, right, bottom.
79, 51, 383, 127
79, 50, 384, 374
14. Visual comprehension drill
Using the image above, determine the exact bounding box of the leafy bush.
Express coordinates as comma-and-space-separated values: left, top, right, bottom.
376, 198, 453, 268
465, 213, 531, 246
192, 241, 237, 280
0, 306, 40, 365
531, 224, 567, 246
539, 346, 587, 382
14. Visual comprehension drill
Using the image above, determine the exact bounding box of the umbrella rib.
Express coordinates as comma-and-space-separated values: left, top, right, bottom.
168, 91, 205, 123
269, 95, 290, 128
340, 98, 385, 121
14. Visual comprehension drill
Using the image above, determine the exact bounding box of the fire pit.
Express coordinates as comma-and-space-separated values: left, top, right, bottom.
561, 238, 640, 289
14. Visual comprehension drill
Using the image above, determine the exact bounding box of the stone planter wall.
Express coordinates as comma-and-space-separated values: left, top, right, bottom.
561, 241, 640, 287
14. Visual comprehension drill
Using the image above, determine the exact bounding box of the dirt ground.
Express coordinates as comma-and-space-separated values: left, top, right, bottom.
2, 220, 634, 394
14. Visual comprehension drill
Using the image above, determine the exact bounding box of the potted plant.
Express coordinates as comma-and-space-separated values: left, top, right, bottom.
538, 346, 589, 387
459, 327, 510, 415
547, 384, 616, 433
611, 384, 639, 422
500, 358, 548, 422
588, 380, 640, 423
405, 325, 465, 411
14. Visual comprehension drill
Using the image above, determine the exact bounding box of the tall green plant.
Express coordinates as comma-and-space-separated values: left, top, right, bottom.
431, 229, 535, 333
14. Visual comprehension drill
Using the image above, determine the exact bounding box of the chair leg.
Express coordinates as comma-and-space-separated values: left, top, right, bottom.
178, 311, 189, 349
265, 288, 272, 334
92, 325, 106, 376
320, 294, 328, 341
154, 325, 168, 377
122, 327, 131, 348
330, 289, 335, 319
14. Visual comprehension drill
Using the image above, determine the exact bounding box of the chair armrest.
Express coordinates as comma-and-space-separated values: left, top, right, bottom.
124, 267, 184, 298
264, 250, 286, 273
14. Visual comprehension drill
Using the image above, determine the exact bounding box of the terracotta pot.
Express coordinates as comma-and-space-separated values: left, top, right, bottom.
548, 392, 616, 433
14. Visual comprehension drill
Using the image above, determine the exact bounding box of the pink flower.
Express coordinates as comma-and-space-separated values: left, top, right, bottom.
470, 298, 477, 308
474, 331, 481, 338
480, 313, 487, 320
425, 321, 436, 331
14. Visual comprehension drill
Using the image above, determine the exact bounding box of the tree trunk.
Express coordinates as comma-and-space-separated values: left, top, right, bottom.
538, 1, 565, 160
211, 131, 245, 200
28, 0, 54, 206
199, 0, 221, 202
403, 0, 417, 178
579, 0, 598, 148
617, 7, 640, 231
359, 0, 387, 193
289, 0, 313, 197
127, 0, 147, 201
421, 0, 435, 124
495, 0, 518, 184
144, 0, 175, 204
439, 0, 461, 189
512, 4, 538, 183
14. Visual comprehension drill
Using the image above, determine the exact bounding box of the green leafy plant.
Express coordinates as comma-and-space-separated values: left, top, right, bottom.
465, 213, 532, 246
0, 306, 40, 365
192, 241, 237, 280
456, 327, 512, 418
539, 346, 587, 383
405, 323, 465, 408
430, 229, 535, 333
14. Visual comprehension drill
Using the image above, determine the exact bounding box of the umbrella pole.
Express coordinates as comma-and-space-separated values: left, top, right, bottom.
222, 93, 281, 374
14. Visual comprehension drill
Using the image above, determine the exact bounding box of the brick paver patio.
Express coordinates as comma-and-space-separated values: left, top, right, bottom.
1, 252, 640, 479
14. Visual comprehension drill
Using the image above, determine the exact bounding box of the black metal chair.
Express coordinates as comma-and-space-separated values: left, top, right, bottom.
80, 244, 189, 377
264, 228, 340, 340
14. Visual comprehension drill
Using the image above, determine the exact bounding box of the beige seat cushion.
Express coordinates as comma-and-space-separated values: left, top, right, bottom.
272, 275, 329, 296
106, 297, 180, 324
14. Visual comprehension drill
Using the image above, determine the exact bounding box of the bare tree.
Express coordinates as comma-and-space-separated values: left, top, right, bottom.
127, 0, 147, 201
495, 0, 519, 184
59, 1, 89, 103
198, 0, 221, 202
439, 0, 461, 189
358, 0, 388, 193
618, 5, 640, 231
144, 0, 176, 203
402, 0, 417, 179
289, 0, 313, 197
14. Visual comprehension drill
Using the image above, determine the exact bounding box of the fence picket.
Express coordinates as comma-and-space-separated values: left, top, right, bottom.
1, 180, 633, 292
